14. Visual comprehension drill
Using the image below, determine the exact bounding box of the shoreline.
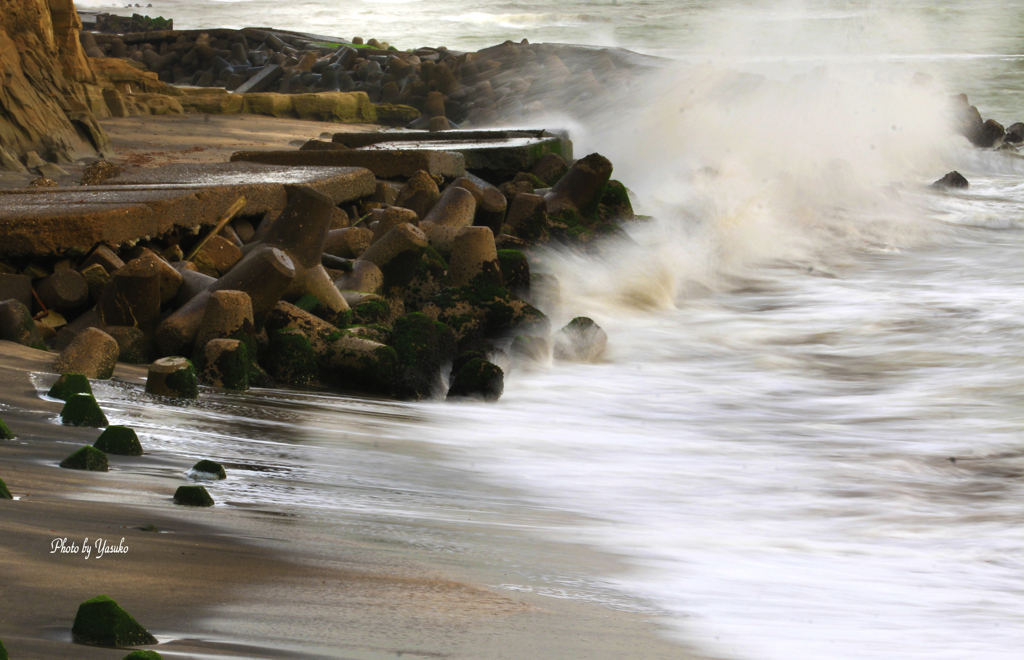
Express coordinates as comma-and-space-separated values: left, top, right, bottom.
0, 339, 710, 660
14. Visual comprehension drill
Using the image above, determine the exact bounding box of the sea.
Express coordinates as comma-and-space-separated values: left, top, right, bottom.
67, 1, 1024, 659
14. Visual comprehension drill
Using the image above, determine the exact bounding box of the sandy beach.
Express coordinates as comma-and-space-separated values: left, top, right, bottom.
0, 337, 706, 659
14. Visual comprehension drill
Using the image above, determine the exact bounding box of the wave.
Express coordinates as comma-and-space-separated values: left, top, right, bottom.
443, 11, 612, 28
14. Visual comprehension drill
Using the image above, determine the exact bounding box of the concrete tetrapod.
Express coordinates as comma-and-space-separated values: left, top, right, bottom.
146, 357, 199, 399
53, 327, 119, 379
47, 373, 92, 400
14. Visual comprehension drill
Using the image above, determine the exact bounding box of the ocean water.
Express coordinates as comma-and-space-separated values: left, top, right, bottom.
70, 1, 1024, 659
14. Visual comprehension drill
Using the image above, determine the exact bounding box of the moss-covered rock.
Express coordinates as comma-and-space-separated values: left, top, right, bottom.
264, 329, 318, 386
350, 299, 390, 326
389, 313, 451, 400
497, 249, 530, 297
47, 373, 93, 401
0, 416, 13, 440
322, 338, 397, 395
189, 459, 226, 480
94, 426, 143, 457
402, 252, 448, 313
198, 339, 249, 392
0, 477, 12, 499
123, 650, 164, 660
553, 316, 608, 362
145, 357, 199, 399
598, 179, 635, 222
422, 281, 549, 347
173, 485, 214, 507
60, 446, 109, 471
60, 394, 109, 428
447, 358, 504, 402
72, 595, 157, 647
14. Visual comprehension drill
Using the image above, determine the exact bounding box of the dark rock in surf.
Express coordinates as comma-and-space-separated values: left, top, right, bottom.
932, 171, 969, 190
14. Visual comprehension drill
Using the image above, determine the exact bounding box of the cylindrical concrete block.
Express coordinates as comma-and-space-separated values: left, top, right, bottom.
447, 227, 499, 288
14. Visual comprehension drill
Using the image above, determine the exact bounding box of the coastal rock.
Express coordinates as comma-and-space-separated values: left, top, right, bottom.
174, 485, 215, 507
0, 478, 11, 499
94, 426, 144, 456
258, 185, 336, 269
47, 373, 93, 400
394, 170, 440, 220
284, 265, 350, 316
447, 357, 504, 401
505, 193, 549, 243
198, 338, 249, 391
932, 171, 969, 189
189, 459, 226, 480
82, 245, 125, 275
0, 273, 33, 309
1005, 122, 1024, 144
322, 335, 398, 394
358, 223, 429, 293
53, 327, 119, 379
59, 446, 109, 472
325, 227, 373, 259
36, 270, 89, 315
194, 290, 256, 359
545, 153, 613, 218
446, 227, 500, 288
105, 326, 150, 364
210, 246, 297, 329
193, 235, 243, 277
60, 393, 108, 427
154, 291, 211, 358
0, 299, 47, 350
72, 595, 158, 647
391, 313, 455, 400
553, 316, 608, 362
497, 249, 530, 297
265, 328, 318, 386
529, 152, 568, 186
423, 281, 549, 346
122, 650, 165, 660
370, 206, 420, 243
334, 259, 384, 294
97, 255, 163, 334
146, 357, 199, 399
0, 416, 14, 440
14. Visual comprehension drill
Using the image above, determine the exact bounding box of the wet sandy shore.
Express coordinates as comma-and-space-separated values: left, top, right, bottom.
0, 332, 705, 659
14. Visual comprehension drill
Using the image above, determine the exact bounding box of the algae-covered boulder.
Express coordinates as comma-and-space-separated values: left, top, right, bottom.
60, 446, 109, 472
197, 339, 249, 392
497, 249, 530, 297
390, 313, 455, 400
553, 317, 608, 363
72, 595, 157, 647
447, 358, 504, 402
123, 650, 164, 660
264, 329, 318, 386
0, 416, 14, 440
47, 373, 93, 401
189, 459, 226, 480
94, 426, 143, 457
0, 298, 47, 350
173, 484, 214, 507
322, 337, 397, 395
0, 638, 7, 659
145, 357, 199, 399
60, 393, 109, 427
422, 281, 549, 347
0, 477, 12, 499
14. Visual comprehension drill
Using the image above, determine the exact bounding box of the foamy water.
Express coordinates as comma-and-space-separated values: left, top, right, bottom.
64, 1, 1024, 658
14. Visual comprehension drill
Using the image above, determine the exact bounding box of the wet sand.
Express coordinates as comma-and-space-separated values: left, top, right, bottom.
0, 335, 706, 659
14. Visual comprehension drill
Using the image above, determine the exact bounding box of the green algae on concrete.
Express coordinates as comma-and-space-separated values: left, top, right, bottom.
0, 416, 14, 440
0, 638, 7, 660
60, 393, 109, 428
190, 459, 226, 480
60, 446, 109, 472
173, 484, 214, 507
94, 426, 144, 457
72, 595, 157, 647
496, 249, 530, 296
47, 373, 93, 401
390, 313, 452, 400
146, 357, 199, 399
0, 477, 12, 499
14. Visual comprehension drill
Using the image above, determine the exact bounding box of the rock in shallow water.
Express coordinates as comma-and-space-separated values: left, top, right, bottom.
60, 393, 109, 428
94, 426, 144, 457
72, 595, 157, 647
60, 446, 109, 471
174, 484, 214, 507
932, 171, 969, 190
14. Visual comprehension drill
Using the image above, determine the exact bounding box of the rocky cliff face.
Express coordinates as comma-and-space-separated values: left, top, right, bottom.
0, 0, 109, 166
